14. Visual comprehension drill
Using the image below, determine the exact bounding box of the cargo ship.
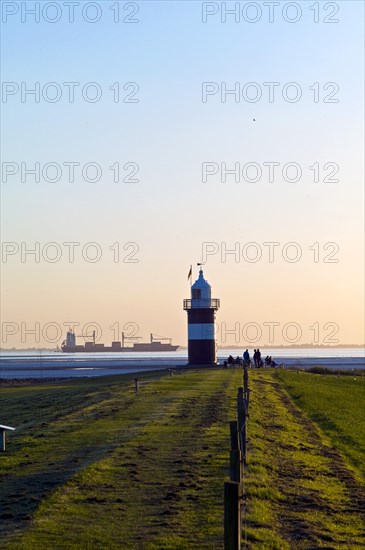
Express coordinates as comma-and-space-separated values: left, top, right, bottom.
61, 330, 179, 353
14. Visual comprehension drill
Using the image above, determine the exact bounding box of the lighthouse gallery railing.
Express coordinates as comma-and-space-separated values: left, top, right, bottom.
183, 299, 220, 310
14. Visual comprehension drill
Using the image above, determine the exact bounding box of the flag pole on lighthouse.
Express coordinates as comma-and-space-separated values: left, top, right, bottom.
188, 265, 192, 286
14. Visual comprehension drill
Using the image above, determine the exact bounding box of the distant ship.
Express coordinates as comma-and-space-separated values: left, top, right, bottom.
61, 330, 179, 353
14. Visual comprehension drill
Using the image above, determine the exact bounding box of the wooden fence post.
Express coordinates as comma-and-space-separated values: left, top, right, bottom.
245, 389, 250, 411
237, 388, 246, 458
226, 383, 249, 548
230, 421, 239, 451
230, 450, 242, 484
242, 401, 247, 465
243, 367, 250, 411
237, 388, 245, 432
134, 378, 139, 393
224, 481, 241, 550
243, 367, 248, 394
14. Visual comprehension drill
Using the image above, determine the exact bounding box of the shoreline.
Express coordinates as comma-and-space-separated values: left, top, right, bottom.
1, 361, 365, 386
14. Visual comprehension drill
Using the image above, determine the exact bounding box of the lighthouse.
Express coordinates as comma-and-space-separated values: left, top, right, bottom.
183, 268, 220, 365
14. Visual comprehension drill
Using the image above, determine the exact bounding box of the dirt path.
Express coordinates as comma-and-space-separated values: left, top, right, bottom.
245, 372, 365, 549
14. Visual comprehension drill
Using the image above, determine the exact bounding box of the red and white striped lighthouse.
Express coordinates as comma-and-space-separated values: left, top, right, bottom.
183, 268, 220, 365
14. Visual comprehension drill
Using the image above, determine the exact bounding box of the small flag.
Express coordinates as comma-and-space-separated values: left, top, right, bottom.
187, 266, 192, 281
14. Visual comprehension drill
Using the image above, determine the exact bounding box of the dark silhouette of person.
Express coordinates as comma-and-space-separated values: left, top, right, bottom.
257, 349, 262, 368
243, 349, 250, 367
253, 349, 258, 368
228, 355, 234, 366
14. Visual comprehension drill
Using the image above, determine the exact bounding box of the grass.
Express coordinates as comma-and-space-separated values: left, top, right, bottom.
1, 369, 240, 549
243, 370, 365, 549
1, 368, 364, 548
274, 369, 365, 481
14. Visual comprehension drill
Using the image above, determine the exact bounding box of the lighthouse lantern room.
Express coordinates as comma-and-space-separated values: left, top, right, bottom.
183, 268, 220, 365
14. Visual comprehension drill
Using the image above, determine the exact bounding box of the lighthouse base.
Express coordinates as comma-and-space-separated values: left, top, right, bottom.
187, 340, 217, 365
186, 362, 219, 368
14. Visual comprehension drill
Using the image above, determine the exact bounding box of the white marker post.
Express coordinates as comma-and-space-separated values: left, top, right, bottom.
0, 424, 16, 451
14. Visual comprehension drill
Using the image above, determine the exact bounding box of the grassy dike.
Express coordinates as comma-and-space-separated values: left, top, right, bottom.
244, 370, 365, 549
1, 369, 364, 549
274, 370, 365, 481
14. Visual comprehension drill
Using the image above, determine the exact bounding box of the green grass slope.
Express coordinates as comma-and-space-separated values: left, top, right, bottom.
275, 370, 365, 481
1, 369, 364, 549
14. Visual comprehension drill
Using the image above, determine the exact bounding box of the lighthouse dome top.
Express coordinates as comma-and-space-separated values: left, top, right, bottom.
191, 269, 211, 300
192, 269, 211, 289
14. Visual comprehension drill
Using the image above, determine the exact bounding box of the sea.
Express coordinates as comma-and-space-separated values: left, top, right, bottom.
0, 348, 364, 379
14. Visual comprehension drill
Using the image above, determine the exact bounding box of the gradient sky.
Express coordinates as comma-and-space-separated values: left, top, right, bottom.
1, 1, 364, 348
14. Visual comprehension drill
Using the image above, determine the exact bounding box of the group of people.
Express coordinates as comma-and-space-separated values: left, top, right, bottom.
225, 349, 277, 369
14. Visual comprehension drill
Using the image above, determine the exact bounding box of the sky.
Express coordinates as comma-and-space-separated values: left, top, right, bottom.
1, 0, 364, 348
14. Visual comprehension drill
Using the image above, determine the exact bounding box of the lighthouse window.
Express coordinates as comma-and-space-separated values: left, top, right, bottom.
192, 289, 201, 299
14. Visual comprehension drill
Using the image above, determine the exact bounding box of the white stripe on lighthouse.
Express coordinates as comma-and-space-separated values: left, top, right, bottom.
188, 323, 215, 340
